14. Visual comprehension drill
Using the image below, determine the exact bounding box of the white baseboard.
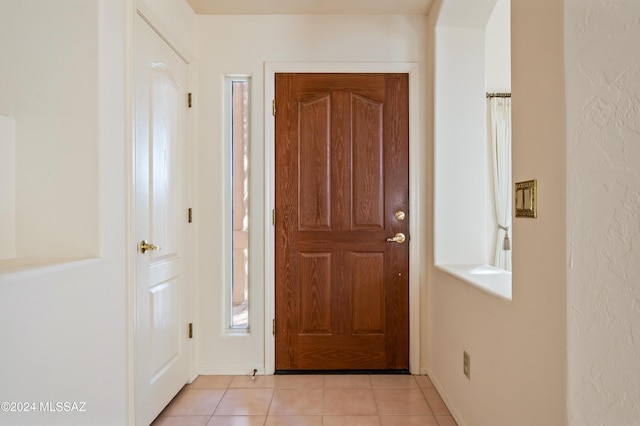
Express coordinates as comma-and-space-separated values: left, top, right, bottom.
196, 366, 267, 376
423, 367, 467, 426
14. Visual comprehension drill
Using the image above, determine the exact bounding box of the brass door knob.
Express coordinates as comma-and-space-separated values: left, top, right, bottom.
394, 211, 406, 221
139, 240, 161, 254
386, 233, 406, 244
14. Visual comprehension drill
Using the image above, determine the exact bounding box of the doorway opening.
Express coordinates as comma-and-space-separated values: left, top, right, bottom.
264, 63, 423, 375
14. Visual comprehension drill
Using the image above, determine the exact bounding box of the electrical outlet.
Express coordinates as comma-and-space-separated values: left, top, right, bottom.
463, 351, 470, 379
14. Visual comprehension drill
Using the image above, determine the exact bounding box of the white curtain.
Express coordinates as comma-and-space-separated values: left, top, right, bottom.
489, 97, 512, 271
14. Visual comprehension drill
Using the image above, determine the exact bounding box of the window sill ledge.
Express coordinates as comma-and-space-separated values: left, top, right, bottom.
435, 264, 512, 301
0, 257, 97, 276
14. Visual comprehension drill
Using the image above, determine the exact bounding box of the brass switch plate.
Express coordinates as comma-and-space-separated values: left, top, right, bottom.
515, 179, 537, 218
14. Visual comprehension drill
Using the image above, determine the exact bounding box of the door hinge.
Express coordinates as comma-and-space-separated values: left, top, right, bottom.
188, 208, 193, 223
272, 99, 276, 117
272, 319, 276, 336
272, 209, 276, 226
188, 92, 193, 108
188, 323, 193, 339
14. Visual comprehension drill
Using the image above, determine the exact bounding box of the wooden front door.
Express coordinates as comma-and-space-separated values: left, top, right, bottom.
274, 73, 409, 371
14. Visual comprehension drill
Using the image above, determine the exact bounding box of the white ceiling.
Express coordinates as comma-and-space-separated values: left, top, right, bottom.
186, 0, 435, 15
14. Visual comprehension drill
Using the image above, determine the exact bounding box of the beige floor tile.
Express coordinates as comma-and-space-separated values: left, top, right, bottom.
373, 388, 433, 416
151, 416, 211, 426
156, 375, 455, 426
162, 389, 225, 416
436, 415, 458, 426
214, 388, 274, 416
265, 415, 323, 426
323, 388, 377, 416
207, 415, 267, 426
190, 375, 235, 389
269, 388, 323, 415
414, 375, 435, 388
229, 375, 277, 389
323, 375, 371, 388
423, 388, 451, 416
275, 375, 324, 388
370, 375, 418, 388
323, 415, 381, 425
379, 415, 439, 426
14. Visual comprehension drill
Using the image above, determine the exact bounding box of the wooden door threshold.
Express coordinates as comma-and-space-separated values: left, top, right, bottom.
274, 369, 410, 375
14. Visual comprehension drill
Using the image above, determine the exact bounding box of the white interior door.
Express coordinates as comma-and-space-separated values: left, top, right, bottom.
134, 12, 190, 426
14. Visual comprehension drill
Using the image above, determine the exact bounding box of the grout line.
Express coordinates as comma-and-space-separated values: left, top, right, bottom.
264, 380, 275, 426
157, 374, 455, 425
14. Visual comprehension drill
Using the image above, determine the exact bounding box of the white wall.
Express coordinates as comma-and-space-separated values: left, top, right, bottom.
0, 0, 99, 260
436, 0, 495, 27
485, 0, 510, 93
565, 0, 640, 424
428, 0, 567, 424
139, 0, 197, 57
434, 25, 490, 265
0, 115, 16, 259
484, 0, 511, 265
434, 0, 510, 267
0, 0, 196, 424
0, 0, 129, 424
195, 14, 430, 374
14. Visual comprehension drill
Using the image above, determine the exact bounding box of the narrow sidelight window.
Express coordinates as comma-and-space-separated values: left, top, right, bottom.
228, 77, 250, 329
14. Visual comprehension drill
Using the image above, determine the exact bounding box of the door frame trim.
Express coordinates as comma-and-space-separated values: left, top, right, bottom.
264, 62, 422, 374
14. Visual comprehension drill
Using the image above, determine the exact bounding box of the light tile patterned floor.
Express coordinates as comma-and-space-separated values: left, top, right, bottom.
151, 375, 457, 426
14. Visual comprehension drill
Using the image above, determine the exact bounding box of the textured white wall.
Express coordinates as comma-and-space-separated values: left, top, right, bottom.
565, 0, 640, 424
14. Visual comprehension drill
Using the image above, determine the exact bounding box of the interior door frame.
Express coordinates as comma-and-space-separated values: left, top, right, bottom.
264, 62, 422, 375
127, 2, 196, 424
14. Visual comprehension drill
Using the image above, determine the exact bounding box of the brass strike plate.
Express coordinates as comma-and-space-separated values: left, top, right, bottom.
515, 179, 537, 218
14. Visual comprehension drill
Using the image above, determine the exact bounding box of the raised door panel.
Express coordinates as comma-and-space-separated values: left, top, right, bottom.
351, 252, 385, 335
299, 96, 331, 230
150, 67, 180, 259
351, 94, 384, 230
149, 278, 180, 381
147, 65, 183, 381
298, 252, 332, 334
